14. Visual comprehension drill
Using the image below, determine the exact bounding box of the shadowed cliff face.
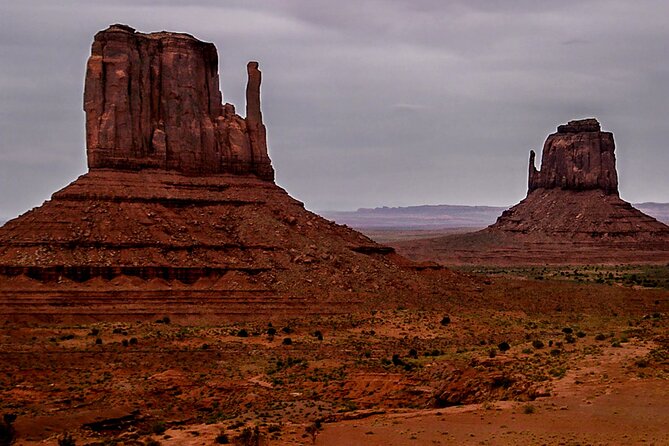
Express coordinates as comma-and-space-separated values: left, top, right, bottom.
84, 24, 274, 181
528, 118, 618, 195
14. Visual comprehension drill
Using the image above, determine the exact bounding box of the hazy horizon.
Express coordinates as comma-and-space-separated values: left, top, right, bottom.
2, 1, 669, 218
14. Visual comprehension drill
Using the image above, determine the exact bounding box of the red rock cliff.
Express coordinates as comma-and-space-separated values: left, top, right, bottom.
84, 24, 274, 181
528, 118, 618, 194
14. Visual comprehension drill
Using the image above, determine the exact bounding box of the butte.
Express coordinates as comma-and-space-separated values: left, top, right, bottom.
396, 118, 669, 265
0, 25, 457, 321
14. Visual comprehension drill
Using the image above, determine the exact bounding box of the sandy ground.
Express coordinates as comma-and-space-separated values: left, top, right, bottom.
316, 343, 669, 445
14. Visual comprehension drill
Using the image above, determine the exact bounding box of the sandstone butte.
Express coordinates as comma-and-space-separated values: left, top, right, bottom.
395, 118, 669, 265
0, 25, 461, 322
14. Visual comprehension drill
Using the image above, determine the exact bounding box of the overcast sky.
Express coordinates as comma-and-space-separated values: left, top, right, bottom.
1, 0, 668, 218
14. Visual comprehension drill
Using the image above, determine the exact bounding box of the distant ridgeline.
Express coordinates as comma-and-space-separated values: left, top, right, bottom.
321, 205, 506, 229
322, 202, 669, 230
635, 203, 669, 225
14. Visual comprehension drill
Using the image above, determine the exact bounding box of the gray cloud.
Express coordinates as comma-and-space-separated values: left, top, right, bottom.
1, 0, 668, 219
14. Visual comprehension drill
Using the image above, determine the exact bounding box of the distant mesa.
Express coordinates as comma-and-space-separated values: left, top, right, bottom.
0, 25, 453, 321
395, 118, 669, 265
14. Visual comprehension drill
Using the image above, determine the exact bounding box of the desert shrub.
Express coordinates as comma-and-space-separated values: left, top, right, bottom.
576, 331, 586, 338
89, 328, 100, 336
408, 348, 418, 359
235, 426, 262, 446
565, 334, 576, 344
0, 414, 17, 446
549, 367, 567, 378
201, 343, 210, 350
228, 420, 245, 430
237, 329, 249, 337
95, 338, 102, 345
561, 327, 573, 334
522, 404, 536, 414
267, 327, 277, 336
306, 420, 322, 443
363, 350, 372, 358
58, 433, 76, 446
491, 375, 514, 389
391, 354, 404, 366
611, 341, 622, 348
550, 349, 561, 356
122, 339, 129, 347
314, 330, 323, 341
113, 327, 123, 334
594, 333, 606, 341
215, 431, 229, 444
488, 348, 497, 358
151, 421, 167, 434
129, 337, 138, 345
281, 326, 293, 334
532, 340, 544, 349
282, 337, 292, 345
497, 342, 510, 352
2, 415, 16, 425
145, 441, 161, 446
440, 316, 451, 326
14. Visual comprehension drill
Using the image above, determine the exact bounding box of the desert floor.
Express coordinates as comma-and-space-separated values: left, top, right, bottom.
1, 266, 667, 445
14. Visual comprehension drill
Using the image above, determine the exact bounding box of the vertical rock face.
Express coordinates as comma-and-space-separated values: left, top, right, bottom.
528, 118, 618, 194
84, 24, 274, 181
245, 62, 274, 181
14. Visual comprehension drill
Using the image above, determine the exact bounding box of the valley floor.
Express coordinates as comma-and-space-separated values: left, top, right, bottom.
1, 272, 667, 445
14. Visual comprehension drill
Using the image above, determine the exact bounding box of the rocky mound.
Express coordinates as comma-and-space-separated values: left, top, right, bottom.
0, 25, 461, 321
395, 119, 669, 265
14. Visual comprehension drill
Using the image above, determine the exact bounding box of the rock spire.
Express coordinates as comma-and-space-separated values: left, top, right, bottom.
84, 24, 274, 180
528, 118, 618, 194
